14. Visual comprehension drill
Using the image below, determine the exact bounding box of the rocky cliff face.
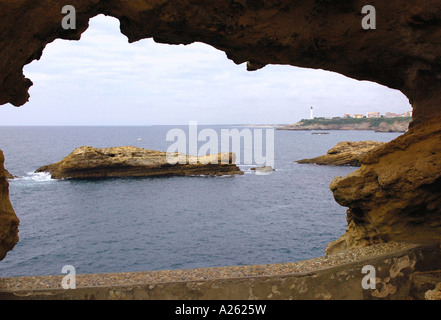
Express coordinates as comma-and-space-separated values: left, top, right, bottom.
0, 151, 19, 260
327, 118, 441, 254
1, 1, 441, 258
376, 121, 410, 133
35, 146, 243, 179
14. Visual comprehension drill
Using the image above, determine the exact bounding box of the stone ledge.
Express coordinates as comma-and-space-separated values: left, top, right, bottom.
1, 241, 439, 300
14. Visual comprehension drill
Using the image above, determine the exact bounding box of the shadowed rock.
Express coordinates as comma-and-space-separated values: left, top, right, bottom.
35, 146, 243, 179
0, 151, 19, 260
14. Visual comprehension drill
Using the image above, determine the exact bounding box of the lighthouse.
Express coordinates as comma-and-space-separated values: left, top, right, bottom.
310, 106, 314, 120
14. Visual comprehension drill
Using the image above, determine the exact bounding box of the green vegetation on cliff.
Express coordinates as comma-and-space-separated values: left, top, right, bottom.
278, 116, 412, 132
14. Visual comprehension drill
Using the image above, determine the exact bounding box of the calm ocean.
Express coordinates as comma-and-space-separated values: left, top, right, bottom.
0, 126, 401, 277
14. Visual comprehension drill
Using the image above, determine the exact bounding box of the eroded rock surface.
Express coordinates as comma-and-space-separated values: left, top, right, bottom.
35, 146, 243, 179
375, 121, 410, 133
0, 151, 19, 260
326, 118, 441, 254
296, 141, 385, 167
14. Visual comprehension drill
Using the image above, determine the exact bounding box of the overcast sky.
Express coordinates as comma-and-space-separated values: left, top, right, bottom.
0, 15, 411, 126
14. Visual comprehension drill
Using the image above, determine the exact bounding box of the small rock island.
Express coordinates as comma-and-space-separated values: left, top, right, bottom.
36, 146, 243, 179
296, 141, 385, 167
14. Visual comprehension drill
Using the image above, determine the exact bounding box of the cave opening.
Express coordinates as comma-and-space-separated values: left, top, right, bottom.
0, 14, 412, 277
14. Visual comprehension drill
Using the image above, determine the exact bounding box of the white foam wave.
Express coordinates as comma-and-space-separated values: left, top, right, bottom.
254, 171, 274, 176
238, 165, 257, 174
18, 172, 53, 182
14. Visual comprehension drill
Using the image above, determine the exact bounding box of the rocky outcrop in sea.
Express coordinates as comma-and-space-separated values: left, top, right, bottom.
35, 146, 243, 179
296, 141, 385, 167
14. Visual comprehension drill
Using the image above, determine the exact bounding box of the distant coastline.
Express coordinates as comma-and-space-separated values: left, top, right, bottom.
277, 117, 411, 133
232, 124, 284, 128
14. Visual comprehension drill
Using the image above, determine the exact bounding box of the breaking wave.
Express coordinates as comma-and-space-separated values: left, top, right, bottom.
17, 172, 53, 182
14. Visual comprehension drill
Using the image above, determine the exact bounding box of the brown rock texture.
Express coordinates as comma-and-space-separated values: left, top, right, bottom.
425, 282, 441, 300
0, 151, 19, 260
375, 121, 410, 133
1, 1, 441, 257
296, 141, 385, 167
35, 146, 243, 179
326, 117, 441, 254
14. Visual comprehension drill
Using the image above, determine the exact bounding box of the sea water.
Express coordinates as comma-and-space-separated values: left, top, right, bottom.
0, 126, 401, 277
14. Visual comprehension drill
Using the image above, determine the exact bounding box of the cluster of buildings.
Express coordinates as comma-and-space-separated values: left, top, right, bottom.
308, 107, 413, 120
343, 110, 412, 119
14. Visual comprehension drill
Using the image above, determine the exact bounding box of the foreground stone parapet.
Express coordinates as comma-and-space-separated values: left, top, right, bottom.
296, 141, 385, 167
35, 146, 243, 179
0, 151, 19, 260
1, 242, 440, 300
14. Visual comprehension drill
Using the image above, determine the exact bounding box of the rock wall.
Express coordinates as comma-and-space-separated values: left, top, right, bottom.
327, 117, 441, 253
1, 1, 441, 257
0, 151, 19, 260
